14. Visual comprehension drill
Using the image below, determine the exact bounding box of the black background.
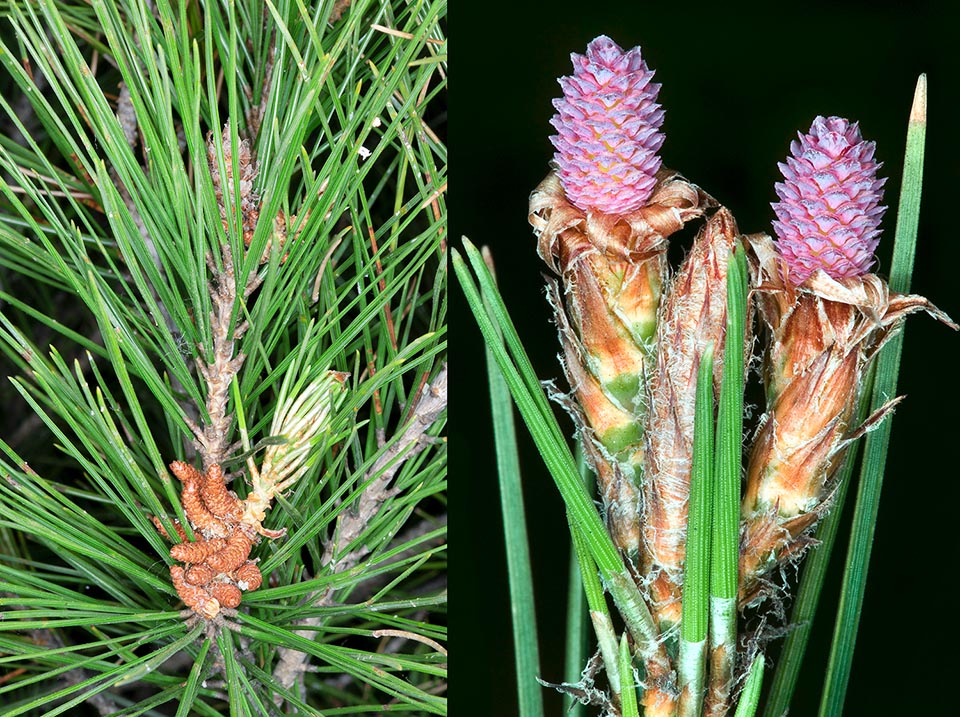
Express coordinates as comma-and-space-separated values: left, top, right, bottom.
450, 2, 959, 714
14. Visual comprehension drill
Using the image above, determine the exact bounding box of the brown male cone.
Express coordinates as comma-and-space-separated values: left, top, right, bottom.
738, 234, 955, 604
530, 169, 713, 562
642, 207, 747, 630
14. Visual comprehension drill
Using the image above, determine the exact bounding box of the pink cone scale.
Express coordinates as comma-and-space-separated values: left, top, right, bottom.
549, 36, 664, 215
772, 116, 886, 284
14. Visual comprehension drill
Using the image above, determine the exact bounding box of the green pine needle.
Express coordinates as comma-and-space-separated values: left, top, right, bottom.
454, 238, 661, 659
818, 73, 927, 717
681, 343, 716, 644
0, 0, 446, 712
710, 245, 747, 602
619, 632, 640, 717
733, 653, 766, 717
678, 343, 715, 717
483, 250, 545, 717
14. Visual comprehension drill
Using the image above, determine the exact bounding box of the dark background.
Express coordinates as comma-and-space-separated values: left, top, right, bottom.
450, 2, 959, 714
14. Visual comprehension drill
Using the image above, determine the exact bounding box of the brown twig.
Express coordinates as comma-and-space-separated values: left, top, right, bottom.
189, 241, 251, 469
190, 122, 266, 467
372, 629, 447, 656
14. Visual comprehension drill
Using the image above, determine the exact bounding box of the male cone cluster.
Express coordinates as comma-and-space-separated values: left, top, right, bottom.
155, 461, 263, 619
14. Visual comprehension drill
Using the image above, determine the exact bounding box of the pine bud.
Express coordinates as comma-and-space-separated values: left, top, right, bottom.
739, 235, 953, 603
208, 121, 259, 246
241, 371, 349, 533
530, 171, 711, 559
643, 208, 745, 626
532, 36, 712, 558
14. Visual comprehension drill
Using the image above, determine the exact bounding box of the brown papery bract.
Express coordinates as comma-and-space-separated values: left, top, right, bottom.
642, 208, 744, 628
528, 169, 714, 564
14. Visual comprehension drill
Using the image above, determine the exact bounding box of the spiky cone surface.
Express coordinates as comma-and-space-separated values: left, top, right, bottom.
184, 564, 217, 586
204, 528, 255, 573
772, 116, 885, 285
209, 582, 243, 609
233, 561, 263, 591
151, 515, 188, 543
642, 208, 747, 629
550, 35, 664, 215
530, 170, 713, 559
738, 235, 955, 604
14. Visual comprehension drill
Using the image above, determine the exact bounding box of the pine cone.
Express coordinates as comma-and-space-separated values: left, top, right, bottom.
772, 116, 885, 284
532, 37, 712, 560
550, 36, 664, 215
739, 235, 953, 604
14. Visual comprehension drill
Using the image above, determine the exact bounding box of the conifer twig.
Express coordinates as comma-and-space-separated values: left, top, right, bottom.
189, 241, 257, 468
271, 364, 447, 700
188, 126, 264, 468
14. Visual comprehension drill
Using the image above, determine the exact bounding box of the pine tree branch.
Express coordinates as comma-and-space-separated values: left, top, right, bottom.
270, 364, 447, 702
189, 124, 265, 468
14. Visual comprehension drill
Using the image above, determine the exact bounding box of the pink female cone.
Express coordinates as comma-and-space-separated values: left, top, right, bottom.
532, 38, 713, 563
739, 117, 954, 603
771, 117, 885, 285
550, 35, 664, 215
